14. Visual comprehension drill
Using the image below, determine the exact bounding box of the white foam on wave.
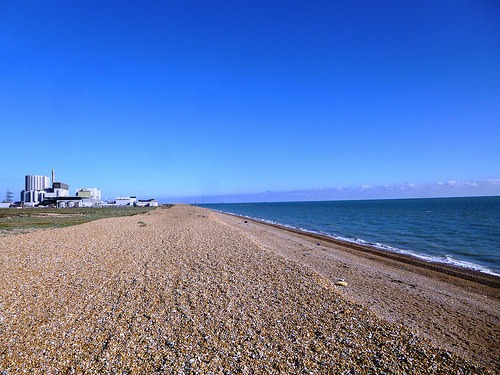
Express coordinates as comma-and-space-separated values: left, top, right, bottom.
336, 234, 500, 277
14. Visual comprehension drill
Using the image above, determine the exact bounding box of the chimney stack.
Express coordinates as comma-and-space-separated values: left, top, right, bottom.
52, 169, 55, 184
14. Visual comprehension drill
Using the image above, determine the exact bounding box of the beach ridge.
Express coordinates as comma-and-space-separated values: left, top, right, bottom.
0, 205, 497, 373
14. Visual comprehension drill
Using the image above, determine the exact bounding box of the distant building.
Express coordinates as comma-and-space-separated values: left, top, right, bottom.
43, 182, 70, 199
43, 196, 83, 208
135, 199, 159, 207
25, 175, 51, 191
20, 174, 51, 205
75, 188, 102, 207
20, 170, 103, 208
17, 170, 155, 209
115, 196, 137, 206
76, 188, 102, 200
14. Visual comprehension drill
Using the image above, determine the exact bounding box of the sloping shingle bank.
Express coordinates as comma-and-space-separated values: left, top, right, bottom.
0, 205, 494, 373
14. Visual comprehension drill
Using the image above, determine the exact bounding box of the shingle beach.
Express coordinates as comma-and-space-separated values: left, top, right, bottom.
0, 205, 498, 373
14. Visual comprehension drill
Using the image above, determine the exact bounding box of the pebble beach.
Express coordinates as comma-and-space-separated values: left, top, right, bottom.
0, 205, 498, 373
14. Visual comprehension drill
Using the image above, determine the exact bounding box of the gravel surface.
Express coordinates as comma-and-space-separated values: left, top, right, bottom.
0, 205, 493, 373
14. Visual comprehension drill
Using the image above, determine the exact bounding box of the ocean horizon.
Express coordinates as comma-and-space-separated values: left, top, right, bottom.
202, 196, 500, 276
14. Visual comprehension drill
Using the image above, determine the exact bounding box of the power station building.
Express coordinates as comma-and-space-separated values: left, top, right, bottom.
20, 170, 101, 207
18, 170, 155, 208
21, 171, 71, 206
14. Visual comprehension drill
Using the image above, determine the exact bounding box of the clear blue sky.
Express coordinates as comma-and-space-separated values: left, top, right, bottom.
1, 1, 499, 202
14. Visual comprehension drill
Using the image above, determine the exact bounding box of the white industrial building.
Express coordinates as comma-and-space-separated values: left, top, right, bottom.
20, 174, 52, 206
76, 188, 102, 200
44, 182, 70, 199
115, 196, 137, 206
21, 176, 70, 206
75, 188, 102, 207
25, 175, 51, 191
136, 199, 159, 207
20, 170, 103, 207
17, 170, 156, 208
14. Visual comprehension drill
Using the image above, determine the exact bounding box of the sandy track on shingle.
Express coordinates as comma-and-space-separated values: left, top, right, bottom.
0, 205, 492, 373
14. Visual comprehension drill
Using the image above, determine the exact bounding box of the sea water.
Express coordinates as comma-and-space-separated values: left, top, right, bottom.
202, 196, 500, 276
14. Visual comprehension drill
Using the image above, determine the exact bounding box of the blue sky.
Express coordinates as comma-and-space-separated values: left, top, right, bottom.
1, 1, 499, 202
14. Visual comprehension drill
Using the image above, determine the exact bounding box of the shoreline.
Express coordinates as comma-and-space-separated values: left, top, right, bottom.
208, 209, 500, 288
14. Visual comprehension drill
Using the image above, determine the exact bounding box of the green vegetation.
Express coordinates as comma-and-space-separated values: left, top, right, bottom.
0, 206, 172, 236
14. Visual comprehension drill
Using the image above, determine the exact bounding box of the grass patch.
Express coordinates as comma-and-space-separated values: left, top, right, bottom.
0, 205, 173, 236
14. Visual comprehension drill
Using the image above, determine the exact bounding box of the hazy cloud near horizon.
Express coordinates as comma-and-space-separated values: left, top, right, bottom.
162, 179, 500, 204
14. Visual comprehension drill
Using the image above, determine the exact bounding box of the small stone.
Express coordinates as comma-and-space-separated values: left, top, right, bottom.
312, 343, 323, 353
